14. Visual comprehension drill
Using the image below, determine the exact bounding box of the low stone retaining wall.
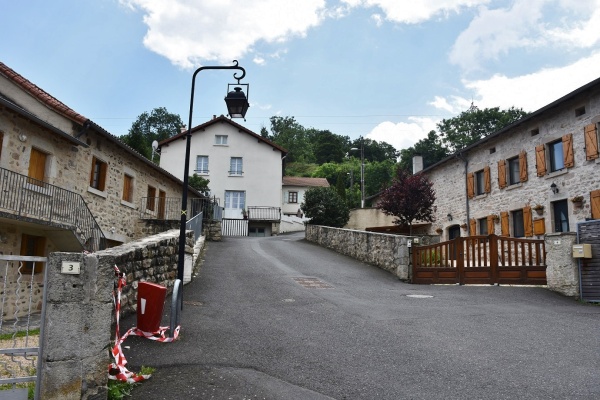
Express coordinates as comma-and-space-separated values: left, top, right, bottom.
305, 225, 413, 280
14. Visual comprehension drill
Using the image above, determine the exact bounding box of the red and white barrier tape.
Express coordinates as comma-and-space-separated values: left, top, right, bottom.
109, 265, 180, 383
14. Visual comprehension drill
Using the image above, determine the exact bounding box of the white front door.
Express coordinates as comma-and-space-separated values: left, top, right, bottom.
224, 190, 245, 219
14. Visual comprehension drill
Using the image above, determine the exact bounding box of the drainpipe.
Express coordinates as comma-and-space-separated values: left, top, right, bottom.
457, 152, 470, 235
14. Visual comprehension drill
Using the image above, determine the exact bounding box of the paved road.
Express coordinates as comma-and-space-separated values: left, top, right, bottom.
125, 232, 600, 399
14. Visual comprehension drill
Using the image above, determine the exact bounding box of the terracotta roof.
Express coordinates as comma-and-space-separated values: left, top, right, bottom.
159, 115, 288, 155
0, 62, 87, 124
282, 176, 330, 187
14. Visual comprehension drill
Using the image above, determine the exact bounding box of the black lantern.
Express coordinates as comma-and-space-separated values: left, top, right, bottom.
225, 84, 249, 119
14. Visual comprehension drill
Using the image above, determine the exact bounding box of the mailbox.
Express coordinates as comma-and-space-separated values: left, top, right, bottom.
137, 281, 167, 332
572, 244, 592, 259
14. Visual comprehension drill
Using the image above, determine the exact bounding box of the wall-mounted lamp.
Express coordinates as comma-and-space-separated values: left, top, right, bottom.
447, 213, 453, 221
18, 133, 27, 142
550, 182, 559, 194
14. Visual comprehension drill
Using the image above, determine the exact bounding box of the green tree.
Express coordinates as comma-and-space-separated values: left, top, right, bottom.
301, 187, 350, 227
350, 138, 399, 162
398, 130, 449, 172
377, 168, 436, 235
188, 174, 210, 195
261, 116, 315, 163
121, 107, 184, 161
313, 130, 347, 164
438, 105, 528, 152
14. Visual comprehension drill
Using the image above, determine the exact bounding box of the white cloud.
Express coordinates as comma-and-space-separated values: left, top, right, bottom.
366, 117, 439, 150
341, 0, 489, 24
450, 0, 600, 71
119, 0, 327, 69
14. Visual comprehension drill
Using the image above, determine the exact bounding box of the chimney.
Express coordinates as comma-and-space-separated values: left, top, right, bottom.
412, 154, 424, 174
180, 125, 187, 134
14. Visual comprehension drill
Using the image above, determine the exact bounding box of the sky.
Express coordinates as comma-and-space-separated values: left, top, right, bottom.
2, 0, 600, 152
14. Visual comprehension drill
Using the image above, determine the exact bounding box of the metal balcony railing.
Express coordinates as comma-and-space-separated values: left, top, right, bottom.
247, 206, 281, 221
0, 167, 106, 252
140, 196, 222, 222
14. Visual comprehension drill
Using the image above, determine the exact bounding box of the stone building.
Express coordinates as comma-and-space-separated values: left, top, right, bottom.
417, 77, 600, 239
0, 62, 200, 316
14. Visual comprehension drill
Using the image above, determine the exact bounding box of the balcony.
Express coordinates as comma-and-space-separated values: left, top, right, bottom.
247, 206, 281, 222
0, 167, 105, 252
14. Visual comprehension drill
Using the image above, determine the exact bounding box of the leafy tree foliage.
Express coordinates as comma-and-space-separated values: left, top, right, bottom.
301, 187, 350, 227
188, 174, 210, 195
377, 168, 436, 234
121, 107, 185, 161
350, 137, 399, 162
313, 130, 348, 164
438, 106, 528, 152
261, 116, 315, 163
398, 130, 449, 172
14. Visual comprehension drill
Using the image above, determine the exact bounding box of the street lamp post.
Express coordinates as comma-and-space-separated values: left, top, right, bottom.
177, 60, 249, 286
351, 137, 365, 208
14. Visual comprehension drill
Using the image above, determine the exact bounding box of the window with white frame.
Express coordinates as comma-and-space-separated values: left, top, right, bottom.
225, 191, 245, 210
507, 156, 520, 185
229, 157, 243, 175
552, 199, 569, 233
548, 139, 564, 172
289, 191, 298, 203
215, 135, 228, 145
196, 155, 209, 174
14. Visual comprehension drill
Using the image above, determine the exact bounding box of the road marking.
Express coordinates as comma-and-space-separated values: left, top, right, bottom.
406, 294, 434, 298
293, 277, 334, 289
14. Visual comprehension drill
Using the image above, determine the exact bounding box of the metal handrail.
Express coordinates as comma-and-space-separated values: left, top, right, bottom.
140, 196, 221, 221
0, 167, 106, 252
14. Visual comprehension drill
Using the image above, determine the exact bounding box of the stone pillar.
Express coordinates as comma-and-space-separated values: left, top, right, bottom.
545, 233, 579, 297
40, 252, 113, 400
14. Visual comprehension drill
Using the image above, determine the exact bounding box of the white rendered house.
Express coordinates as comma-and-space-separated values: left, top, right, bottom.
158, 116, 287, 234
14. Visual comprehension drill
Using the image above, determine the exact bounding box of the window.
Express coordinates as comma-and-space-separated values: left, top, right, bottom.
575, 106, 586, 117
28, 148, 47, 186
552, 200, 569, 232
478, 218, 488, 235
122, 174, 134, 203
146, 186, 156, 211
289, 191, 298, 203
225, 191, 245, 209
467, 166, 490, 198
489, 147, 496, 154
475, 170, 485, 196
215, 135, 228, 145
548, 139, 564, 172
512, 209, 525, 238
89, 157, 108, 191
507, 156, 520, 185
196, 155, 209, 174
530, 128, 539, 136
20, 234, 46, 274
229, 157, 243, 175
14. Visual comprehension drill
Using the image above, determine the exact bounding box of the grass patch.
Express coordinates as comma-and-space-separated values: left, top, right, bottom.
0, 328, 40, 341
108, 366, 156, 400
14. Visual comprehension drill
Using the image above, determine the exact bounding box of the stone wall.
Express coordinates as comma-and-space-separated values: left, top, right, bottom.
40, 229, 198, 399
545, 233, 580, 297
305, 225, 413, 280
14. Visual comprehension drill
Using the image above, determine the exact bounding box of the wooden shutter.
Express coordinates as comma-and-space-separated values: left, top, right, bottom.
591, 189, 600, 220
584, 123, 599, 160
483, 166, 491, 193
500, 211, 510, 236
523, 206, 533, 237
533, 218, 546, 235
487, 215, 495, 235
519, 151, 528, 182
28, 148, 47, 185
467, 172, 475, 199
122, 174, 133, 202
535, 144, 546, 176
469, 218, 476, 236
562, 133, 574, 168
497, 160, 507, 189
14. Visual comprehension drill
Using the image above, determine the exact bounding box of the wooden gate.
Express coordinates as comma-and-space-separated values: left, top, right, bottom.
412, 234, 546, 285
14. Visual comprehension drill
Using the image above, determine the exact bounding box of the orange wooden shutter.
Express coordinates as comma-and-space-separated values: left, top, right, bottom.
487, 215, 495, 235
584, 123, 599, 160
562, 133, 574, 168
500, 211, 510, 236
483, 166, 491, 193
497, 160, 507, 189
28, 148, 47, 185
523, 206, 533, 237
467, 172, 474, 198
123, 175, 133, 202
533, 218, 545, 235
591, 190, 600, 220
519, 151, 528, 182
469, 218, 476, 236
535, 144, 546, 176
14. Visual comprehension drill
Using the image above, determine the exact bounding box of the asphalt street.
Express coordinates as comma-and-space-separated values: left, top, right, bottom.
124, 232, 600, 399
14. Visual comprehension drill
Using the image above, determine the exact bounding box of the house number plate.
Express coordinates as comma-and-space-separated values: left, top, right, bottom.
61, 261, 81, 275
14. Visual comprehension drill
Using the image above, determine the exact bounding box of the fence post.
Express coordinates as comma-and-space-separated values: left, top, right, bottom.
456, 237, 464, 285
489, 234, 498, 284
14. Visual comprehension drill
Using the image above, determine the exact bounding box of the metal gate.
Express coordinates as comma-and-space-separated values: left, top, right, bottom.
412, 234, 546, 285
0, 255, 47, 399
221, 218, 249, 237
577, 220, 600, 301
